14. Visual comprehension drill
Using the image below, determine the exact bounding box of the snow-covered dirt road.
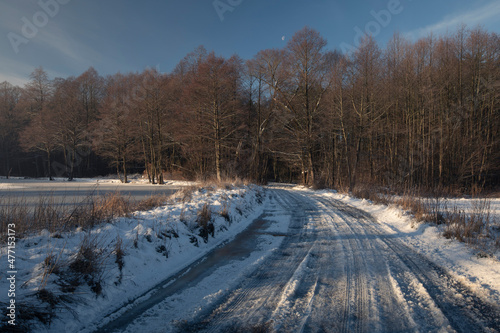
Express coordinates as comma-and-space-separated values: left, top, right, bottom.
95, 187, 500, 333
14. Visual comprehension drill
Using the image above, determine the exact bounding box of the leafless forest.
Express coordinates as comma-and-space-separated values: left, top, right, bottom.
0, 26, 498, 192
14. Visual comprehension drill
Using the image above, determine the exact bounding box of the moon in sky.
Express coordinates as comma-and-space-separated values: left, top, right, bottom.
282, 36, 285, 41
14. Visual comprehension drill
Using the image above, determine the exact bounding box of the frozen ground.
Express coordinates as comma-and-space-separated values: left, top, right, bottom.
0, 176, 197, 187
1, 184, 500, 332
0, 178, 189, 210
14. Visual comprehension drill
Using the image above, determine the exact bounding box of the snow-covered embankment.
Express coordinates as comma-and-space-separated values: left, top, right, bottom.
0, 184, 267, 332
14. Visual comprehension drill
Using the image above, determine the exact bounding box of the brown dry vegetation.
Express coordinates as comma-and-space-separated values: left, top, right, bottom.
349, 186, 498, 252
0, 192, 173, 240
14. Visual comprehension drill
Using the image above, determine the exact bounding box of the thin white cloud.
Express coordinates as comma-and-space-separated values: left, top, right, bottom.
0, 55, 35, 86
405, 1, 500, 40
0, 64, 68, 87
0, 0, 103, 82
32, 28, 103, 67
0, 73, 29, 87
0, 52, 72, 87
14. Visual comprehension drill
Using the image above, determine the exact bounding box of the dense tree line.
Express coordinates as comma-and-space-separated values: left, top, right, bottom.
0, 26, 498, 191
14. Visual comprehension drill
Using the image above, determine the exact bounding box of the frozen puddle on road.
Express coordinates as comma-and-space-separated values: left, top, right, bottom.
92, 197, 291, 333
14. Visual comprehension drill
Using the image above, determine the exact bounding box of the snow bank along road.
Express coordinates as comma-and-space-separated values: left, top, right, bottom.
97, 187, 500, 333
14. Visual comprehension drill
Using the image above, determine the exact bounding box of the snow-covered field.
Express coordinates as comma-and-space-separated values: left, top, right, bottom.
0, 184, 267, 332
0, 176, 197, 188
442, 197, 500, 220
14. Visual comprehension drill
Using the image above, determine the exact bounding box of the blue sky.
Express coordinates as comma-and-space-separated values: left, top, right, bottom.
1, 0, 499, 86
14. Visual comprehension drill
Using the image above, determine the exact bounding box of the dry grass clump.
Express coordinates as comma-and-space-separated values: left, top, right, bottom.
0, 195, 68, 237
172, 186, 197, 202
197, 203, 212, 227
196, 176, 251, 190
12, 233, 110, 328
95, 193, 133, 221
220, 201, 231, 223
136, 194, 169, 211
425, 197, 446, 225
113, 236, 125, 284
39, 247, 66, 290
32, 195, 67, 231
442, 199, 493, 248
0, 192, 174, 240
32, 288, 76, 325
394, 193, 428, 222
197, 203, 214, 243
64, 232, 109, 296
395, 193, 497, 251
348, 185, 498, 251
352, 185, 391, 206
0, 196, 29, 236
395, 193, 445, 224
67, 192, 134, 229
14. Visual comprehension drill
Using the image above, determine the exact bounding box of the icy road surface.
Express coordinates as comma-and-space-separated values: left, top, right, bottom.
95, 188, 500, 333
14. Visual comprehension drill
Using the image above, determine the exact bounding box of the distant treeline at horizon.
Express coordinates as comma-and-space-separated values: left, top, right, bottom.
0, 25, 498, 192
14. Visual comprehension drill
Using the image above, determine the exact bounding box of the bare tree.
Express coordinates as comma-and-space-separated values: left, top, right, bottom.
93, 73, 139, 183
132, 69, 178, 184
23, 66, 52, 116
19, 103, 58, 180
0, 82, 22, 177
19, 68, 57, 179
51, 77, 87, 180
272, 27, 333, 185
184, 52, 244, 181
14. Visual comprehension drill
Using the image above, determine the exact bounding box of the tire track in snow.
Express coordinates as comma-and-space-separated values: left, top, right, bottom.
179, 189, 318, 332
314, 196, 413, 333
269, 244, 318, 332
182, 189, 413, 332
319, 195, 500, 332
